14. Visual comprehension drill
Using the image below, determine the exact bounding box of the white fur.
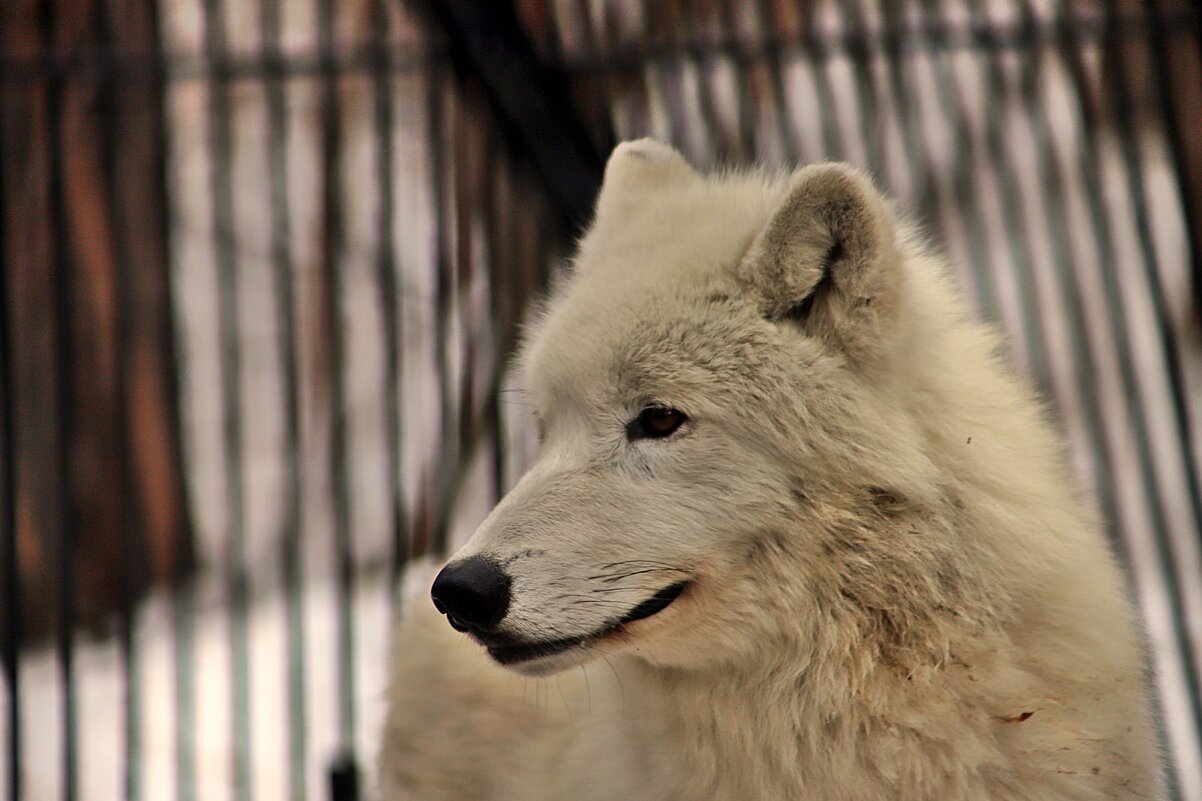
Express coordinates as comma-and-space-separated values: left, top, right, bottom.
378, 140, 1164, 800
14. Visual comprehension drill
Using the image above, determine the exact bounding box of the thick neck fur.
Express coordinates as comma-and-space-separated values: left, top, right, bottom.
604, 638, 976, 801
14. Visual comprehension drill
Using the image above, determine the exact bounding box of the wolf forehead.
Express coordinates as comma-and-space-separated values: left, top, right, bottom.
524, 295, 793, 409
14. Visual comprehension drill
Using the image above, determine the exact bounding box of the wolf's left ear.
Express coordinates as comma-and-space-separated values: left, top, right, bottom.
739, 163, 901, 361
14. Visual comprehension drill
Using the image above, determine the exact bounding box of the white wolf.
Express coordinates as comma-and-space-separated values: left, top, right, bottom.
377, 140, 1163, 800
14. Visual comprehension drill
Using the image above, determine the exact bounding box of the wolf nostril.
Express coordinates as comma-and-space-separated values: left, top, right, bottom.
430, 557, 512, 631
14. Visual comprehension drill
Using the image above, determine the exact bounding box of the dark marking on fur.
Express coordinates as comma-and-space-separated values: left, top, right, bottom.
997, 711, 1036, 723
706, 291, 732, 304
966, 436, 972, 445
867, 487, 906, 515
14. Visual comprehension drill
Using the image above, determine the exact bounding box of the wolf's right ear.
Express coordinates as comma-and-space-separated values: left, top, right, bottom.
738, 163, 901, 362
593, 139, 699, 226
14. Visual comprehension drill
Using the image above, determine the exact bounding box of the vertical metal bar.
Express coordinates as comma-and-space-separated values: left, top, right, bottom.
716, 0, 755, 159
0, 23, 21, 800
93, 3, 142, 797
1142, 0, 1202, 295
428, 65, 453, 558
1051, 0, 1202, 775
483, 134, 506, 506
39, 1, 78, 797
368, 0, 406, 601
200, 0, 251, 795
453, 106, 476, 505
148, 0, 197, 795
259, 0, 306, 796
173, 580, 196, 801
157, 24, 198, 801
316, 0, 357, 774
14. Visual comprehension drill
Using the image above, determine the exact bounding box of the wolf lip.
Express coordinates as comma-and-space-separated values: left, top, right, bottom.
615, 580, 691, 624
482, 579, 692, 666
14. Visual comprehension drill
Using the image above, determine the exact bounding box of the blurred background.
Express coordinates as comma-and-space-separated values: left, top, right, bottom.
0, 0, 1200, 799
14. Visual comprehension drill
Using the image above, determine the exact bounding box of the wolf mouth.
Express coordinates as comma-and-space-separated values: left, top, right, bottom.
483, 580, 692, 665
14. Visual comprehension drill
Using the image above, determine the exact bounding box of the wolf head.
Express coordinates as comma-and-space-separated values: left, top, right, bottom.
430, 140, 1063, 680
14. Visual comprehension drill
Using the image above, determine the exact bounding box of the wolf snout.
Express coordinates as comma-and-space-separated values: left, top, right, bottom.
431, 557, 512, 632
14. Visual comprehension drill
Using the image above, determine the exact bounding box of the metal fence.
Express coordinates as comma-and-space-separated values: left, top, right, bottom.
1, 0, 1200, 799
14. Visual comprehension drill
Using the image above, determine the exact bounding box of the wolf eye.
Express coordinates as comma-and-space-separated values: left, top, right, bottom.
628, 406, 688, 440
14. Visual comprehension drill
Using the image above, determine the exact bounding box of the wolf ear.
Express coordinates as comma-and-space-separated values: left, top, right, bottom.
739, 163, 901, 360
593, 139, 699, 224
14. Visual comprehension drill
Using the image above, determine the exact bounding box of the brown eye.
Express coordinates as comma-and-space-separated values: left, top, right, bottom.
628, 406, 688, 440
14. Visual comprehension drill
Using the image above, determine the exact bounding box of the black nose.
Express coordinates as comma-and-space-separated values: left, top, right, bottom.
430, 557, 512, 631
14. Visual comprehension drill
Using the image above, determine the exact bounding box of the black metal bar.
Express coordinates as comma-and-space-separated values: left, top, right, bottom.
1142, 0, 1202, 308
483, 134, 507, 506
259, 0, 307, 794
428, 65, 454, 558
316, 0, 357, 772
409, 0, 606, 230
39, 1, 79, 797
200, 0, 251, 795
0, 15, 21, 799
716, 0, 755, 160
368, 0, 407, 605
327, 754, 359, 801
453, 115, 478, 513
92, 2, 143, 797
172, 581, 196, 801
150, 2, 198, 796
